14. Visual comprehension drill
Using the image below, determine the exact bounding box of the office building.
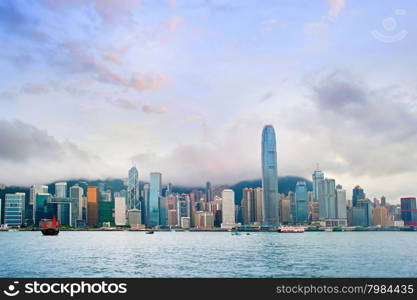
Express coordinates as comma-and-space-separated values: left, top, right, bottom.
115, 196, 127, 226
279, 197, 292, 224
55, 182, 67, 198
372, 206, 388, 226
295, 181, 308, 223
400, 197, 417, 226
221, 189, 236, 229
352, 186, 365, 207
149, 172, 162, 227
261, 125, 279, 226
69, 184, 84, 227
127, 167, 139, 210
87, 187, 99, 227
4, 193, 25, 227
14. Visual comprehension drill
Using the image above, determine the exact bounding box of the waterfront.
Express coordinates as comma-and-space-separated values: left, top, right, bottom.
1, 232, 417, 277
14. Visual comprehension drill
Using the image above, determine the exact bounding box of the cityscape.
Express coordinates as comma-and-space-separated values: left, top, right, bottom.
1, 125, 416, 232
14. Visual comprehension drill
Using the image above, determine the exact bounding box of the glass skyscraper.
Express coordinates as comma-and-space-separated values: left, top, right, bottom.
4, 193, 25, 228
261, 125, 279, 226
149, 172, 162, 227
128, 167, 139, 210
295, 181, 308, 223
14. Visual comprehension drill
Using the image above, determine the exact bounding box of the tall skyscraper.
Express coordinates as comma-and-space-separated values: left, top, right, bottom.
352, 186, 365, 207
127, 167, 139, 210
69, 184, 84, 227
261, 125, 279, 226
143, 183, 150, 225
400, 197, 417, 226
318, 178, 336, 220
335, 184, 347, 220
205, 181, 212, 203
241, 188, 255, 224
55, 182, 67, 198
254, 187, 263, 223
295, 181, 308, 223
4, 193, 25, 227
312, 167, 324, 202
176, 194, 190, 226
221, 189, 236, 229
87, 187, 99, 227
30, 184, 48, 225
149, 172, 162, 227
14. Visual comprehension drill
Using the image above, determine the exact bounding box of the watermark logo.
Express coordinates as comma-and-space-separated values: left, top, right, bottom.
3, 281, 20, 297
372, 9, 408, 43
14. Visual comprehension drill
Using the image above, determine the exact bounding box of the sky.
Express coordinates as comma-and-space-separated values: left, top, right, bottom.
1, 0, 417, 203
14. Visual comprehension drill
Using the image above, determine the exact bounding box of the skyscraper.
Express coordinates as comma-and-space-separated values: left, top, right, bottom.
69, 184, 84, 227
149, 172, 162, 227
221, 189, 236, 229
205, 181, 212, 203
4, 193, 25, 228
352, 186, 365, 207
295, 181, 308, 223
30, 184, 48, 225
312, 167, 324, 202
261, 125, 279, 226
115, 196, 127, 226
87, 187, 99, 227
55, 182, 67, 198
128, 167, 139, 210
143, 183, 150, 225
335, 185, 347, 220
254, 187, 263, 224
400, 197, 417, 226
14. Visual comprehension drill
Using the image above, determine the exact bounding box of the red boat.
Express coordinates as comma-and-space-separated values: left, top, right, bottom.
40, 216, 60, 236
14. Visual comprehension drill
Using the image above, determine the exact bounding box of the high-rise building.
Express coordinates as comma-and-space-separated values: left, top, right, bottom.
31, 185, 48, 224
34, 193, 52, 226
381, 196, 387, 206
30, 185, 48, 206
372, 206, 388, 226
149, 172, 162, 227
352, 199, 372, 227
279, 197, 292, 224
177, 194, 190, 226
352, 186, 365, 207
261, 125, 279, 226
114, 196, 127, 226
99, 189, 114, 226
4, 193, 25, 227
127, 167, 139, 210
55, 182, 67, 198
143, 183, 150, 225
295, 181, 308, 223
167, 209, 177, 226
205, 181, 212, 203
400, 197, 417, 226
221, 189, 236, 229
335, 185, 347, 220
254, 187, 263, 223
241, 188, 256, 224
128, 209, 141, 228
87, 187, 99, 227
312, 167, 324, 202
318, 178, 336, 220
69, 184, 84, 227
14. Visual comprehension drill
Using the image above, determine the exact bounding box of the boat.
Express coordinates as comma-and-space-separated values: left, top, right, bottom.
40, 216, 60, 236
231, 231, 241, 236
145, 230, 154, 234
278, 226, 305, 233
325, 228, 333, 232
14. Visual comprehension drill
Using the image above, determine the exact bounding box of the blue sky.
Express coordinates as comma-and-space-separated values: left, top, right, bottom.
1, 0, 417, 202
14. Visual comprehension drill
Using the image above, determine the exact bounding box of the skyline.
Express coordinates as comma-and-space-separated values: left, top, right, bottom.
1, 0, 417, 202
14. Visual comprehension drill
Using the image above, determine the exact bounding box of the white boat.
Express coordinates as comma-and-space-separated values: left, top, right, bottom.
278, 227, 305, 233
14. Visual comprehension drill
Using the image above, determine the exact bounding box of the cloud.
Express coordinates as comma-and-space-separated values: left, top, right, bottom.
327, 0, 345, 19
0, 119, 94, 163
22, 83, 49, 95
103, 53, 122, 64
259, 91, 273, 102
58, 42, 167, 92
106, 98, 138, 110
142, 104, 169, 114
185, 113, 204, 121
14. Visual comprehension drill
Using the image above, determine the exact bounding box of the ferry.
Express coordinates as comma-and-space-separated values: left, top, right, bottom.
40, 216, 60, 236
278, 226, 305, 233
